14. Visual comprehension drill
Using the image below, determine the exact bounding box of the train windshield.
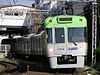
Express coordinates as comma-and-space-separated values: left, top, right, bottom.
68, 27, 86, 42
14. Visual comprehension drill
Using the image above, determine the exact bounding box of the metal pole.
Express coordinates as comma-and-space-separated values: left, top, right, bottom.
91, 0, 97, 66
27, 65, 29, 75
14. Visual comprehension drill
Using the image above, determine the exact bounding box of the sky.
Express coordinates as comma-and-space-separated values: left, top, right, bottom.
0, 0, 35, 6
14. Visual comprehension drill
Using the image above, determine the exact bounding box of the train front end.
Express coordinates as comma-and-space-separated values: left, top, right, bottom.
45, 15, 87, 69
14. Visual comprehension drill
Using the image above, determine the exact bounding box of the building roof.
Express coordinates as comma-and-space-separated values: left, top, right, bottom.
0, 4, 33, 9
0, 4, 41, 13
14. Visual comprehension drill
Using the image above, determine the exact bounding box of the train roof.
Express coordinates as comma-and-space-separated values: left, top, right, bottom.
44, 15, 87, 28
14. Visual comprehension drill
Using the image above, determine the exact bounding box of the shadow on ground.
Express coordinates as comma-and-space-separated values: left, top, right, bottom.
16, 57, 76, 74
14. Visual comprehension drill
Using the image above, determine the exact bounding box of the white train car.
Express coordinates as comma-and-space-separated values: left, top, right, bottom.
45, 15, 87, 69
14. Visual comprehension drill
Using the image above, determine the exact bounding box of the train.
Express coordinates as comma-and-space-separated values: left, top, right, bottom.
2, 15, 87, 69
45, 15, 87, 68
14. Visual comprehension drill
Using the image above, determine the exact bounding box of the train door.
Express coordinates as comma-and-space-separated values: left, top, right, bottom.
54, 28, 67, 55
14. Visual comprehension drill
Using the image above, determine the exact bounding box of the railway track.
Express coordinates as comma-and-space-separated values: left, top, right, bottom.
14, 57, 100, 75
0, 58, 99, 75
0, 60, 19, 74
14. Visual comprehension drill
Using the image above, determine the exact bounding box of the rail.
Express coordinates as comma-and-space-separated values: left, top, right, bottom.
0, 60, 19, 74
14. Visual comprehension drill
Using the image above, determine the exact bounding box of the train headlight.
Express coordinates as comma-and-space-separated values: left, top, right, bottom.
49, 48, 54, 52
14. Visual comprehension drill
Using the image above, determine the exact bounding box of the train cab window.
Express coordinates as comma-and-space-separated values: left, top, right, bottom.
68, 27, 86, 42
47, 28, 53, 43
55, 28, 65, 43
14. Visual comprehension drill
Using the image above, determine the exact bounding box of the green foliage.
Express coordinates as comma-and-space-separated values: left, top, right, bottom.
96, 48, 100, 52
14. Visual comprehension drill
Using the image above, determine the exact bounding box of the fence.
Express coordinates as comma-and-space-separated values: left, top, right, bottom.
0, 44, 10, 57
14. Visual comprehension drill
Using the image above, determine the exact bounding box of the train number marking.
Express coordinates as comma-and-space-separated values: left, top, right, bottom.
68, 47, 78, 50
57, 48, 64, 50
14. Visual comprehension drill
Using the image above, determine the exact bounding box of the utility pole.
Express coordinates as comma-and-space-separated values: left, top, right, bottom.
91, 0, 97, 66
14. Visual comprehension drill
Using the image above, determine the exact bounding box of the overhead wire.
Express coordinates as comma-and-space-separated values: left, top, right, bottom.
8, 0, 12, 5
13, 0, 18, 5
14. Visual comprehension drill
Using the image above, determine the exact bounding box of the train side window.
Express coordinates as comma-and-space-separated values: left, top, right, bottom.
84, 27, 87, 42
47, 28, 53, 43
55, 28, 65, 43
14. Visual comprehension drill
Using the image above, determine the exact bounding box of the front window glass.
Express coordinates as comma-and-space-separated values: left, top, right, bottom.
55, 28, 65, 43
47, 28, 52, 43
68, 27, 86, 42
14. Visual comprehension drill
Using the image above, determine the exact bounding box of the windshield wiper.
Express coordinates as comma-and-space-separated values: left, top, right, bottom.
71, 37, 77, 46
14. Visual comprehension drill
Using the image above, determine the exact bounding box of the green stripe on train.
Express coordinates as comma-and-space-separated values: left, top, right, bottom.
44, 15, 87, 28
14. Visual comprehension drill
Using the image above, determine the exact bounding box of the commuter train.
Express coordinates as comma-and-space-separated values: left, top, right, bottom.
3, 15, 87, 69
45, 15, 87, 68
